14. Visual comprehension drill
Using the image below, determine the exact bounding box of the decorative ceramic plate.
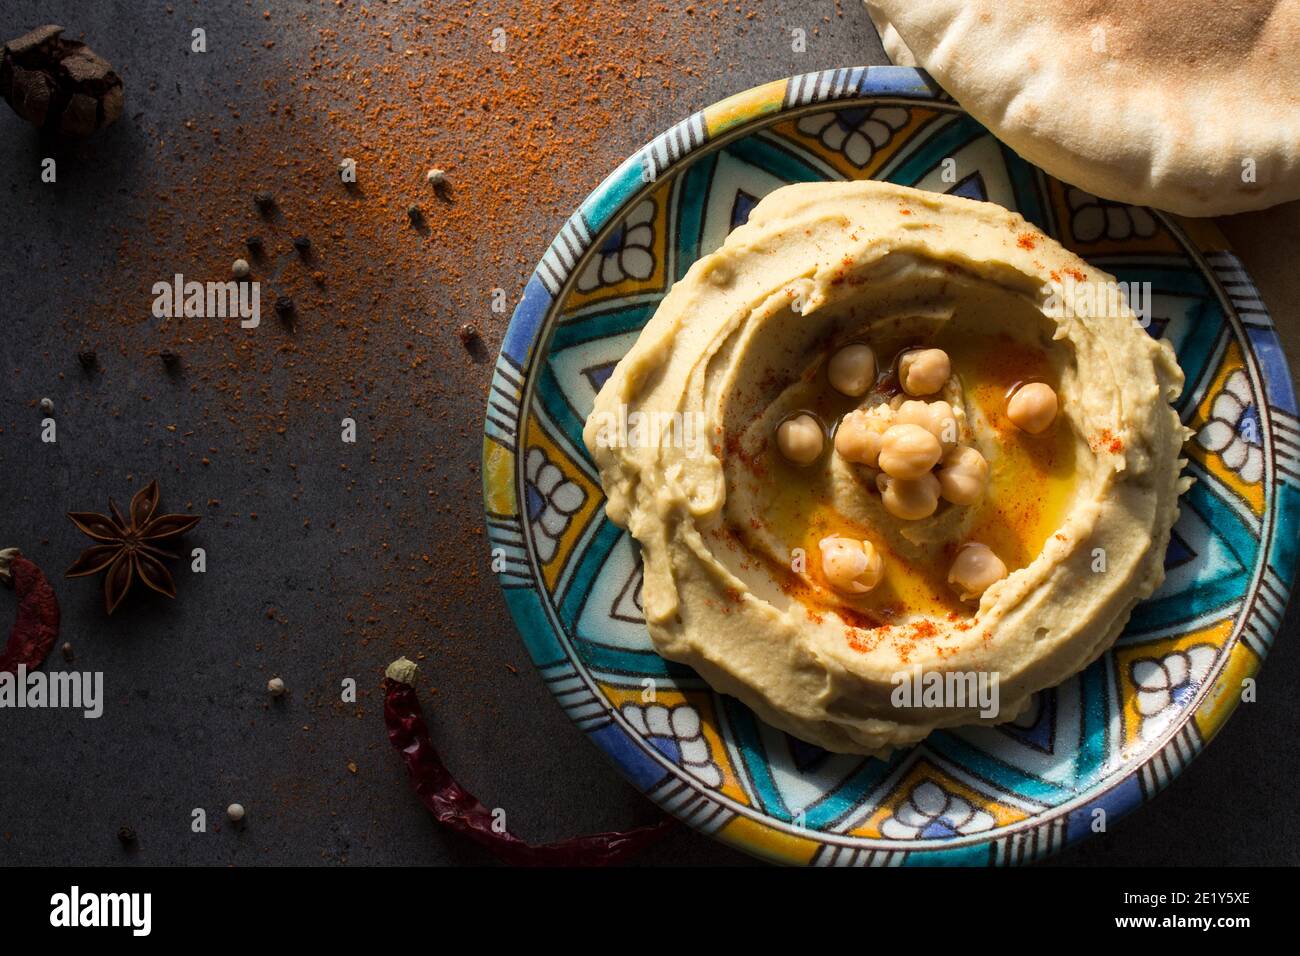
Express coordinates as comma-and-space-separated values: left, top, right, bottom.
482, 67, 1299, 865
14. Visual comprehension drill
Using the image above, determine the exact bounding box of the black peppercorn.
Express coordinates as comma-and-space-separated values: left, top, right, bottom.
77, 348, 97, 370
292, 235, 311, 254
160, 349, 179, 368
406, 204, 422, 223
254, 191, 275, 212
275, 296, 295, 320
117, 825, 137, 847
245, 235, 264, 255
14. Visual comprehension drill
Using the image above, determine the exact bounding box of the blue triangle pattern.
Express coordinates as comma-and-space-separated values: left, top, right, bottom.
731, 189, 760, 230
649, 736, 682, 764
582, 361, 617, 393
525, 482, 545, 521
947, 170, 988, 201
598, 221, 627, 255
786, 734, 831, 773
922, 819, 960, 839
997, 690, 1056, 753
1164, 527, 1195, 570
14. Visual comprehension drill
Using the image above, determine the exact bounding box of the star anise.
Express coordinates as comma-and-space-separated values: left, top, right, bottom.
66, 479, 200, 614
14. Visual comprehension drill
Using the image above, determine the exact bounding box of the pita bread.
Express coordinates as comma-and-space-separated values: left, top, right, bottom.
865, 0, 1300, 216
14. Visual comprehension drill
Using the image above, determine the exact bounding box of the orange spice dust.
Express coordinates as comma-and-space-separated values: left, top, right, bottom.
1090, 429, 1125, 454
32, 1, 735, 769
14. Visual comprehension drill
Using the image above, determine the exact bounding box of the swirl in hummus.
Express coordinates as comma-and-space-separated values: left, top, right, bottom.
583, 181, 1188, 756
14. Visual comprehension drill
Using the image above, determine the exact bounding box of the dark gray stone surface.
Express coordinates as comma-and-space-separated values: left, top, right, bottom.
0, 0, 1296, 867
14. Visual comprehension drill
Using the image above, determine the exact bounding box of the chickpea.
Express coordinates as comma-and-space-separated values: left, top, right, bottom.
876, 472, 941, 521
948, 543, 1008, 601
936, 444, 990, 505
1006, 382, 1058, 434
895, 399, 960, 451
818, 536, 885, 594
898, 348, 951, 396
834, 407, 891, 467
892, 399, 927, 429
877, 423, 942, 480
776, 413, 825, 466
828, 343, 877, 397
928, 400, 961, 450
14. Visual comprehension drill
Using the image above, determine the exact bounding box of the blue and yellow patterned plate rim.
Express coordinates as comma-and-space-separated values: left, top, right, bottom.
482, 67, 1299, 865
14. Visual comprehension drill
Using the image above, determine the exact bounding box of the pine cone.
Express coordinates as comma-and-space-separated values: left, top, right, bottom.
0, 25, 123, 137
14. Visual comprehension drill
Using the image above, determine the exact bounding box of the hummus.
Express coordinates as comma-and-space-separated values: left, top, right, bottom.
583, 180, 1188, 756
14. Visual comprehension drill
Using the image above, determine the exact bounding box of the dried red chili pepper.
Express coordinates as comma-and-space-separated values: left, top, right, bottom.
0, 548, 61, 674
383, 658, 673, 866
